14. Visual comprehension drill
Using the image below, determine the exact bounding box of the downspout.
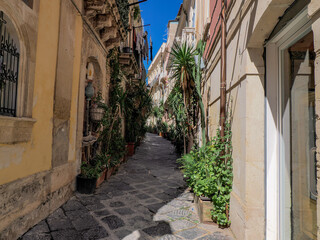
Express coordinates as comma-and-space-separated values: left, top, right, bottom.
220, 0, 228, 221
220, 0, 227, 140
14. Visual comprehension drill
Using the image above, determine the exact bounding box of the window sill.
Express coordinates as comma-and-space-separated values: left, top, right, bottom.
0, 116, 36, 144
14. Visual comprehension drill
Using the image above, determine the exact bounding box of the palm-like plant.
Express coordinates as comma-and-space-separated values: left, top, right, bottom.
170, 42, 196, 153
170, 42, 196, 112
193, 40, 206, 146
169, 40, 207, 152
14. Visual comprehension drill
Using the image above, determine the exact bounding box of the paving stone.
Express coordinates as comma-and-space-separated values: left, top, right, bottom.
47, 216, 73, 231
114, 229, 132, 239
114, 207, 135, 216
110, 201, 125, 208
143, 188, 159, 194
70, 214, 99, 231
127, 216, 151, 229
25, 220, 50, 234
133, 183, 149, 189
156, 192, 172, 202
143, 198, 161, 204
22, 134, 234, 240
21, 233, 51, 240
136, 193, 151, 199
101, 215, 125, 230
176, 227, 207, 240
95, 193, 112, 200
48, 208, 66, 219
51, 229, 83, 240
167, 209, 192, 219
157, 234, 183, 240
146, 203, 165, 213
157, 204, 177, 214
77, 195, 101, 205
62, 199, 86, 212
65, 210, 90, 221
94, 209, 111, 217
108, 191, 125, 197
85, 203, 105, 211
128, 190, 140, 194
169, 220, 196, 232
142, 221, 172, 237
81, 226, 109, 239
168, 199, 192, 209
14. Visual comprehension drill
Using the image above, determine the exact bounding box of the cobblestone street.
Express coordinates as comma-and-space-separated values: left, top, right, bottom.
21, 133, 234, 240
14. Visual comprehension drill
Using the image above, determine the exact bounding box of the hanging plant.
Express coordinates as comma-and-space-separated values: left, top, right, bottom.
115, 0, 129, 32
133, 6, 140, 20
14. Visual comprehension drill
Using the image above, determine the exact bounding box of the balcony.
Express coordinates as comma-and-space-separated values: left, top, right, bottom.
119, 46, 140, 79
181, 27, 196, 46
84, 0, 127, 51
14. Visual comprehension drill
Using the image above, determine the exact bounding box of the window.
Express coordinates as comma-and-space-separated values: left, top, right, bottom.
0, 11, 20, 117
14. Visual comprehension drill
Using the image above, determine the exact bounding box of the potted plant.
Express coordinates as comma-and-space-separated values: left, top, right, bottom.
90, 91, 105, 122
77, 161, 102, 194
94, 153, 110, 187
123, 46, 132, 53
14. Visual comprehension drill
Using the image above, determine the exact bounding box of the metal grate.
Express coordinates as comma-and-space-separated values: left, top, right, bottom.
0, 11, 20, 117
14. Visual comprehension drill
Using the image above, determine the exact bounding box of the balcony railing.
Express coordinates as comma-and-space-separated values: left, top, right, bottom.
181, 27, 196, 46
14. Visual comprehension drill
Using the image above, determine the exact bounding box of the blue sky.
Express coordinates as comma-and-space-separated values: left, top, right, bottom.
139, 0, 182, 77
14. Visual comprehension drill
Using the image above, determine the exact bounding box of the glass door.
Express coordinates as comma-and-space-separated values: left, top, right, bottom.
281, 31, 317, 240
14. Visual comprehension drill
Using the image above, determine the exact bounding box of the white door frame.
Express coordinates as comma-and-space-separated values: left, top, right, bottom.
265, 8, 312, 240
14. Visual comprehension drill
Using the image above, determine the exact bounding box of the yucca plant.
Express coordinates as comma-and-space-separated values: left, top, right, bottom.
170, 41, 203, 153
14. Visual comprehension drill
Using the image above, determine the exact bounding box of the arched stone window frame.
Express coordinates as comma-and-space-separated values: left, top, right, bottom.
0, 4, 38, 144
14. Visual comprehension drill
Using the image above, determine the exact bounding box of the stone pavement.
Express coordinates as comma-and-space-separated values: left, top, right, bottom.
21, 133, 235, 240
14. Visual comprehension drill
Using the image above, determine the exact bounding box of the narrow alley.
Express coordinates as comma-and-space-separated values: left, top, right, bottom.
21, 134, 234, 240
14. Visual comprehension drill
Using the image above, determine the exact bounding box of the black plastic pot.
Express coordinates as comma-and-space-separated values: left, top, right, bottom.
76, 175, 97, 194
123, 47, 131, 53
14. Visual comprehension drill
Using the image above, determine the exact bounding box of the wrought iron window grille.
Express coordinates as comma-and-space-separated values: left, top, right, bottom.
0, 11, 20, 117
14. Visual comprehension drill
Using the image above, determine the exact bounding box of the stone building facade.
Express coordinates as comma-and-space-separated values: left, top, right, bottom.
0, 0, 142, 239
148, 0, 320, 238
200, 0, 320, 239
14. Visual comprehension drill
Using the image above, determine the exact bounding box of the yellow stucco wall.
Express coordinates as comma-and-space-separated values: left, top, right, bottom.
68, 15, 83, 163
0, 0, 61, 185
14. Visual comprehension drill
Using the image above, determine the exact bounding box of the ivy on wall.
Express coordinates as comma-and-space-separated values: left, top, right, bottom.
116, 0, 129, 32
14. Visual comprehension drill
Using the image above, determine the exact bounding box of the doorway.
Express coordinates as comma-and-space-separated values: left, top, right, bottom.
266, 8, 317, 240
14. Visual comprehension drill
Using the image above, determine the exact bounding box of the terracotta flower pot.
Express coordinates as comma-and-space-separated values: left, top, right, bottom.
96, 169, 107, 188
106, 167, 114, 180
127, 142, 135, 156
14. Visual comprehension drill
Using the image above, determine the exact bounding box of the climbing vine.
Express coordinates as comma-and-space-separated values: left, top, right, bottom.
97, 49, 126, 167
116, 0, 129, 32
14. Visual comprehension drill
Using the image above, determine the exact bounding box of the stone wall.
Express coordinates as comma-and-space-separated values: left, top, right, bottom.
203, 0, 302, 239
0, 0, 81, 238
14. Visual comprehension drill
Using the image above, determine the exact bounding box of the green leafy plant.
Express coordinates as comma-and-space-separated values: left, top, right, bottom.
80, 161, 102, 179
97, 49, 127, 167
133, 6, 140, 20
210, 121, 233, 227
116, 0, 129, 31
125, 80, 152, 143
178, 120, 233, 227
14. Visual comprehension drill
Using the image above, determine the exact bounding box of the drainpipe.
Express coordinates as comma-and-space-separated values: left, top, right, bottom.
220, 0, 228, 222
220, 0, 227, 140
